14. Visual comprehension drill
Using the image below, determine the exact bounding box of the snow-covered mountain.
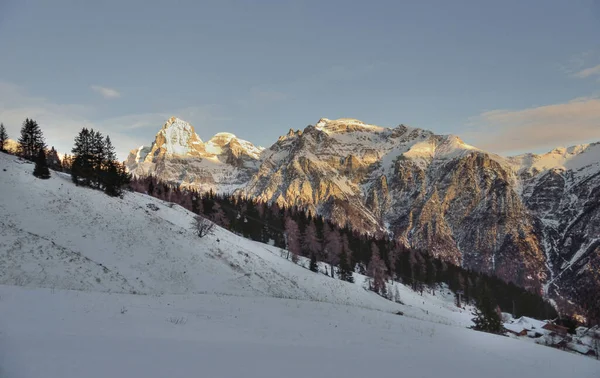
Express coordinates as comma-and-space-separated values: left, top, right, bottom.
2, 151, 599, 377
126, 117, 263, 193
507, 143, 600, 314
125, 117, 600, 315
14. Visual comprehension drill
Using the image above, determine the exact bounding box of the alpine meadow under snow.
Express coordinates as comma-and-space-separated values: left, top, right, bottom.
1, 152, 599, 377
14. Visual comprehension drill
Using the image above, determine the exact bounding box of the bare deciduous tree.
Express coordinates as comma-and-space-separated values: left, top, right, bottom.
284, 216, 301, 263
324, 224, 341, 277
193, 215, 215, 238
592, 331, 600, 360
367, 242, 387, 295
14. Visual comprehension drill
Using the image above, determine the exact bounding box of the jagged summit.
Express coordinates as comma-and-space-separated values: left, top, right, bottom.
162, 116, 190, 129
155, 117, 204, 157
125, 117, 263, 193
508, 141, 600, 177
314, 117, 386, 134
124, 115, 600, 315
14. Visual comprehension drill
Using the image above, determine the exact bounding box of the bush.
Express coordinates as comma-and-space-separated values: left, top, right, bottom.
193, 215, 215, 238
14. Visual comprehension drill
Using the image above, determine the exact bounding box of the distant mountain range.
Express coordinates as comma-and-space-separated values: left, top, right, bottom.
125, 116, 600, 318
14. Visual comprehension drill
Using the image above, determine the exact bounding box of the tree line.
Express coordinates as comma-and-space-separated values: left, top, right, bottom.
130, 175, 559, 322
0, 118, 130, 196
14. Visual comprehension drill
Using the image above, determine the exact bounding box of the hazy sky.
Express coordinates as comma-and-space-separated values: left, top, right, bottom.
1, 0, 600, 159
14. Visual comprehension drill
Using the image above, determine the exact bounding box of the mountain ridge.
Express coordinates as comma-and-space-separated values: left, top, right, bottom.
125, 117, 600, 318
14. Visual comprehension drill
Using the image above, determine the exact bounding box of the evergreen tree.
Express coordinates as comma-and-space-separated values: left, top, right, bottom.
309, 252, 319, 272
338, 234, 354, 283
103, 161, 130, 197
104, 135, 117, 161
71, 128, 93, 186
0, 123, 8, 152
18, 118, 46, 161
90, 130, 105, 188
33, 148, 50, 179
100, 134, 117, 189
338, 249, 354, 283
61, 154, 73, 173
46, 146, 62, 171
471, 284, 504, 334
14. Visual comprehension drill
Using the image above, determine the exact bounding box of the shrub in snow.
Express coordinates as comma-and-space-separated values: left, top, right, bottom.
193, 215, 215, 238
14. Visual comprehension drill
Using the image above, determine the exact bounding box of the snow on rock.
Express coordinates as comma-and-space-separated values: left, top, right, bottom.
0, 151, 453, 319
509, 142, 600, 181
123, 117, 600, 315
159, 117, 204, 156
2, 152, 599, 377
125, 117, 263, 194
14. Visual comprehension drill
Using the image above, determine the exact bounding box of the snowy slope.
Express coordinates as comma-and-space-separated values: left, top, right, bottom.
1, 152, 599, 377
2, 286, 599, 378
0, 152, 464, 322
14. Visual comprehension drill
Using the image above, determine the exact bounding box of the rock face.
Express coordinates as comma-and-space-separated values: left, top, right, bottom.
126, 117, 600, 316
508, 145, 600, 317
125, 117, 263, 193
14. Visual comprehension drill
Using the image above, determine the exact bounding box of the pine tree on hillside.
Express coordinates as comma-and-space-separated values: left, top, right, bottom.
61, 154, 73, 173
471, 284, 504, 334
71, 128, 93, 186
103, 161, 130, 197
18, 118, 46, 161
309, 252, 319, 272
338, 246, 355, 283
0, 123, 8, 152
90, 130, 105, 188
100, 134, 131, 196
33, 148, 50, 179
46, 146, 62, 171
104, 135, 116, 161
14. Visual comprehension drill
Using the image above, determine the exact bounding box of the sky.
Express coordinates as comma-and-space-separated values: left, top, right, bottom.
1, 0, 600, 160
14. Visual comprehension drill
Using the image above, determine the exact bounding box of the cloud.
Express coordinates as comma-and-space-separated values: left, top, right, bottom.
0, 82, 231, 160
91, 85, 121, 99
465, 97, 600, 154
0, 82, 146, 159
574, 64, 600, 79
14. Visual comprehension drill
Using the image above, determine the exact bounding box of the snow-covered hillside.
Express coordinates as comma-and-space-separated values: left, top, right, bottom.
0, 151, 463, 320
1, 152, 598, 377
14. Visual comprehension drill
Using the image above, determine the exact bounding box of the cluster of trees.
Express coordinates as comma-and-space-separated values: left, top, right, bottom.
471, 285, 504, 334
14, 118, 51, 179
129, 175, 558, 322
1, 119, 130, 196
69, 128, 130, 196
0, 123, 8, 152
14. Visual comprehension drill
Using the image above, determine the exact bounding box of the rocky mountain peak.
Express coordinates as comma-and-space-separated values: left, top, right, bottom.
125, 117, 263, 193
208, 132, 237, 147
124, 116, 600, 317
153, 117, 204, 157
314, 117, 386, 134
